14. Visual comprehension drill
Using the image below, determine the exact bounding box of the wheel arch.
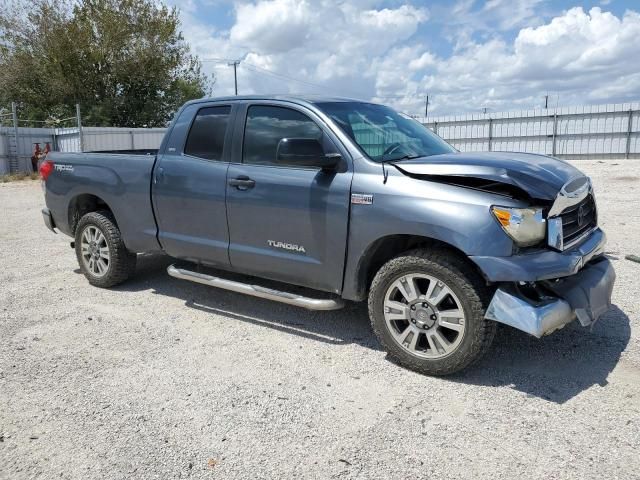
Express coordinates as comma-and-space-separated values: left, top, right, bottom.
68, 193, 116, 236
345, 234, 487, 301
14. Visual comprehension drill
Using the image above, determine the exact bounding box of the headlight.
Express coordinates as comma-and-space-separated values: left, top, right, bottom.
491, 206, 546, 247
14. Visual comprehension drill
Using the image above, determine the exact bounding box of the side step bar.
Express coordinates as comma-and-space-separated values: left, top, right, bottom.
167, 265, 344, 311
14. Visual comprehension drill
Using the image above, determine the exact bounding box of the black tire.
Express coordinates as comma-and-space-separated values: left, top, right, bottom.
368, 248, 496, 376
74, 210, 136, 288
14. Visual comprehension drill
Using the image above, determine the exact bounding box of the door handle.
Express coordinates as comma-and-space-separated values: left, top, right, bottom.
228, 176, 256, 190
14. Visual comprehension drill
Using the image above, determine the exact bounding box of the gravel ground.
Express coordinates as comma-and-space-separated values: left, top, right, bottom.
1, 159, 639, 479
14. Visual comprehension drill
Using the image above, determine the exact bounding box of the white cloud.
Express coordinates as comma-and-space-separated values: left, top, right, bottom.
178, 2, 640, 117
408, 6, 640, 114
443, 0, 545, 52
409, 51, 436, 71
181, 0, 429, 101
230, 0, 313, 54
481, 0, 544, 31
513, 7, 639, 74
358, 4, 428, 30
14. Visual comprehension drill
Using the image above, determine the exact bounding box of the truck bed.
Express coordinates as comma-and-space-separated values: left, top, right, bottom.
44, 151, 161, 253
87, 149, 158, 155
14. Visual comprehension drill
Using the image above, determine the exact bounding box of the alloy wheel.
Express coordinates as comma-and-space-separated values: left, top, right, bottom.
80, 225, 110, 278
383, 273, 466, 359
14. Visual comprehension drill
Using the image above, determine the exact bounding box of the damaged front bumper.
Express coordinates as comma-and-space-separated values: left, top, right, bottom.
485, 257, 615, 338
470, 228, 607, 282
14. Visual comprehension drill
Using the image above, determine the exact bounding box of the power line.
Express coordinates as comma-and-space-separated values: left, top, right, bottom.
243, 62, 366, 98
244, 65, 429, 106
202, 57, 428, 110
200, 57, 237, 64
202, 57, 352, 95
207, 59, 370, 99
242, 64, 322, 89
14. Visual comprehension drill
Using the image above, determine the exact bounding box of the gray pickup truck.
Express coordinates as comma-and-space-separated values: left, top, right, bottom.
40, 95, 615, 375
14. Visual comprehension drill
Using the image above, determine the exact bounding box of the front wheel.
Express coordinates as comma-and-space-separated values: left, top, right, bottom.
368, 249, 495, 376
74, 211, 136, 288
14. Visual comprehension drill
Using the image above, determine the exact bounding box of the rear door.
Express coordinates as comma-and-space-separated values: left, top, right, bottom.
225, 102, 353, 293
152, 103, 234, 266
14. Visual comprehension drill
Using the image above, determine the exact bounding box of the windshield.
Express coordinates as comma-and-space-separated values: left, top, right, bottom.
317, 102, 456, 162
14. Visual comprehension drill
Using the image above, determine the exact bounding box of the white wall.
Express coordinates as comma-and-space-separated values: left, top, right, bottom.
3, 102, 640, 174
425, 102, 640, 159
1, 126, 167, 173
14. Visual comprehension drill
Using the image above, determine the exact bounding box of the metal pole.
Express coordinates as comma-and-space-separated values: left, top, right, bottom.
11, 101, 19, 144
11, 101, 18, 131
488, 118, 493, 152
76, 103, 84, 152
11, 102, 19, 173
425, 95, 429, 123
626, 109, 633, 160
234, 63, 238, 95
228, 61, 239, 95
551, 113, 558, 156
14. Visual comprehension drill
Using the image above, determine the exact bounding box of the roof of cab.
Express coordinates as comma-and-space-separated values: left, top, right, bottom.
184, 94, 366, 106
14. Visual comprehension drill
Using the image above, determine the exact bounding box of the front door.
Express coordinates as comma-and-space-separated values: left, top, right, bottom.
152, 104, 233, 266
225, 103, 352, 293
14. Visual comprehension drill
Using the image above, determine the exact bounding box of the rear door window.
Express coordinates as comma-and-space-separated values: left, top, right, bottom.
184, 106, 231, 160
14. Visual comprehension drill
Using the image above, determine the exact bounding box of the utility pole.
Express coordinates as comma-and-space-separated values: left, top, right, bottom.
425, 95, 429, 122
228, 60, 240, 95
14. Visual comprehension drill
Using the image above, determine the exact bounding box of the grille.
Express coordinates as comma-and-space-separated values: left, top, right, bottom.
559, 194, 597, 247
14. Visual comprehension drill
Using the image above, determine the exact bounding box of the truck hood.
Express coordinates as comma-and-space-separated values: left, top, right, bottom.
393, 152, 584, 201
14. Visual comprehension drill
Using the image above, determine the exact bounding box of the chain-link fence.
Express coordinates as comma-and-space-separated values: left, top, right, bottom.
0, 103, 166, 174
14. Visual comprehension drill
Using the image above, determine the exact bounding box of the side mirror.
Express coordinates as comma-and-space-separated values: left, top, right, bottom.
276, 138, 341, 170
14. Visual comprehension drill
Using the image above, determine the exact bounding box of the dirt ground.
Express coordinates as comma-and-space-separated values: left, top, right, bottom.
1, 160, 639, 479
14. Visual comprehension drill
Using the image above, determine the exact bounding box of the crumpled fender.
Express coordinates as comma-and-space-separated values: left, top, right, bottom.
393, 151, 584, 201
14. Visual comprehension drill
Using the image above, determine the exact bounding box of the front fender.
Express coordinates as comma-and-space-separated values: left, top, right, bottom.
341, 170, 520, 300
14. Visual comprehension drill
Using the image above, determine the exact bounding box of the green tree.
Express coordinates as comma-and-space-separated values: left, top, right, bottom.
0, 0, 213, 127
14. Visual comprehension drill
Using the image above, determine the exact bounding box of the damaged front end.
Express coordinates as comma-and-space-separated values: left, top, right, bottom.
392, 152, 616, 337
485, 258, 615, 338
480, 173, 614, 337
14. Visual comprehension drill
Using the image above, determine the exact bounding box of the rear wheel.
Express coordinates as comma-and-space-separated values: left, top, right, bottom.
75, 211, 136, 288
368, 249, 495, 376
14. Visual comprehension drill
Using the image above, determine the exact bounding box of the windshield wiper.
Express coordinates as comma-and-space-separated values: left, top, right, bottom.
380, 154, 421, 184
383, 153, 421, 163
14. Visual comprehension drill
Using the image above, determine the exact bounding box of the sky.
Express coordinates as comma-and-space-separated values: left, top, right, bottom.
170, 0, 640, 117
